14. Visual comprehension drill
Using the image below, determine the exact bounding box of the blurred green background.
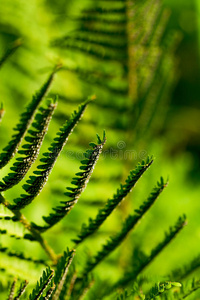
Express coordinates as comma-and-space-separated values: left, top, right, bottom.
0, 0, 200, 297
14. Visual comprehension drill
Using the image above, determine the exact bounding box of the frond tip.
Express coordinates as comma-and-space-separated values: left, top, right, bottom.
37, 132, 106, 231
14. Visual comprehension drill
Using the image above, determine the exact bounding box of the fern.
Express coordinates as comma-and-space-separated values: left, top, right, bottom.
10, 99, 90, 211
111, 215, 187, 291
14, 281, 28, 300
29, 267, 54, 300
39, 132, 106, 231
51, 249, 75, 300
0, 100, 57, 192
7, 279, 17, 300
0, 71, 55, 169
81, 177, 168, 276
0, 1, 199, 299
73, 156, 153, 244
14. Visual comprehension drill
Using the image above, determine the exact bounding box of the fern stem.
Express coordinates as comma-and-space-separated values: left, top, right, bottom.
0, 193, 58, 263
13, 280, 28, 300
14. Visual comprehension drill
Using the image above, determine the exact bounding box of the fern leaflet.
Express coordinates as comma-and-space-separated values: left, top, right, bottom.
0, 71, 55, 169
73, 156, 153, 244
10, 100, 91, 211
0, 100, 57, 193
82, 177, 168, 276
29, 267, 54, 300
40, 132, 106, 231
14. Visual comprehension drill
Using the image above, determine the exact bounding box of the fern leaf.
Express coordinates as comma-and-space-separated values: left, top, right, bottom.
29, 267, 54, 300
82, 177, 168, 275
113, 215, 187, 290
180, 279, 200, 299
10, 99, 90, 211
52, 249, 75, 300
13, 280, 28, 300
39, 133, 106, 230
0, 100, 57, 193
42, 285, 56, 300
73, 156, 153, 244
0, 71, 55, 169
7, 278, 17, 300
0, 39, 22, 69
171, 255, 200, 281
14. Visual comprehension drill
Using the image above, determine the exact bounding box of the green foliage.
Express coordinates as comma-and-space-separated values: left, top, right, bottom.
0, 72, 55, 169
73, 156, 153, 244
0, 100, 57, 192
0, 0, 199, 299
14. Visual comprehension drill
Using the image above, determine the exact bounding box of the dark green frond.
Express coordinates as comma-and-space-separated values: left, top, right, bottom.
0, 39, 22, 69
171, 255, 200, 281
0, 72, 55, 169
82, 177, 168, 276
29, 267, 54, 300
0, 100, 57, 193
13, 280, 28, 300
52, 249, 75, 300
43, 285, 56, 300
40, 133, 106, 230
10, 100, 90, 211
73, 156, 153, 245
113, 215, 187, 290
180, 279, 200, 299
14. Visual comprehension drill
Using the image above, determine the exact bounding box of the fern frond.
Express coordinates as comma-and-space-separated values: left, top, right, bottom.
180, 279, 200, 299
82, 177, 167, 276
13, 280, 28, 300
73, 156, 153, 244
0, 215, 35, 240
0, 100, 57, 193
39, 133, 106, 231
113, 215, 187, 290
171, 255, 200, 281
52, 249, 75, 300
0, 246, 46, 265
29, 267, 54, 300
7, 278, 17, 300
10, 100, 90, 211
0, 71, 55, 169
43, 285, 56, 300
0, 39, 22, 69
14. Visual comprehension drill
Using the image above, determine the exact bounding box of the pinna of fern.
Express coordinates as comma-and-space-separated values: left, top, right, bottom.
72, 156, 153, 245
37, 131, 106, 231
0, 99, 57, 192
0, 69, 57, 170
51, 0, 178, 141
9, 98, 92, 211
